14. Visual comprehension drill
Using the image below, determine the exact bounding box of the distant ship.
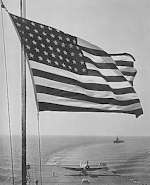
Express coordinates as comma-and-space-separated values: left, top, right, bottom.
113, 137, 124, 144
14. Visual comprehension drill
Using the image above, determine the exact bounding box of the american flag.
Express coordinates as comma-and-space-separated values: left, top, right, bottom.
10, 13, 143, 117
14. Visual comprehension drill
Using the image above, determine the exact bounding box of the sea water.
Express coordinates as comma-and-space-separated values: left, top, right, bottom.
0, 135, 150, 185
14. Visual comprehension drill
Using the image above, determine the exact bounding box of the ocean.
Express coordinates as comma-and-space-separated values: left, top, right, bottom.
0, 135, 150, 185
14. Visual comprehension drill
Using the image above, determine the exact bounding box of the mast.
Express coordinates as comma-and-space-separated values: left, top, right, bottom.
20, 0, 26, 185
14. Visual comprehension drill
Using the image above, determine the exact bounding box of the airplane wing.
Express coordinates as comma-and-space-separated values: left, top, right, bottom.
86, 167, 108, 171
63, 166, 82, 171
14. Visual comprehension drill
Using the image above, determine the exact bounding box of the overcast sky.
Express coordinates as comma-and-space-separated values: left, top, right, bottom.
0, 0, 150, 136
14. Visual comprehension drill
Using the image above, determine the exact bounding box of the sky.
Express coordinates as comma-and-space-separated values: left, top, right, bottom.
0, 0, 150, 136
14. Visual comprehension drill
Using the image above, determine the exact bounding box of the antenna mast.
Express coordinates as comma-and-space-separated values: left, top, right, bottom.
20, 0, 26, 185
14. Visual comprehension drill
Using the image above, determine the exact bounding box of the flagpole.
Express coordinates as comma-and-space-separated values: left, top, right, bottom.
20, 0, 26, 185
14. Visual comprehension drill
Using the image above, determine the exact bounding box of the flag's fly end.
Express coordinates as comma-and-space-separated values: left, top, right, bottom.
110, 53, 135, 61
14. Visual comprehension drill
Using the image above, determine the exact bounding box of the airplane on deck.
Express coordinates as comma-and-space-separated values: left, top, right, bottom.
62, 160, 109, 176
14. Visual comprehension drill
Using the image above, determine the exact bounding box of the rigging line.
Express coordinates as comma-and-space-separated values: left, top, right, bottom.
0, 6, 15, 185
0, 0, 8, 12
37, 112, 43, 185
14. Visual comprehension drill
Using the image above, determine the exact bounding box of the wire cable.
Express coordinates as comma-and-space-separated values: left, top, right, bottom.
0, 5, 15, 185
37, 112, 43, 185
